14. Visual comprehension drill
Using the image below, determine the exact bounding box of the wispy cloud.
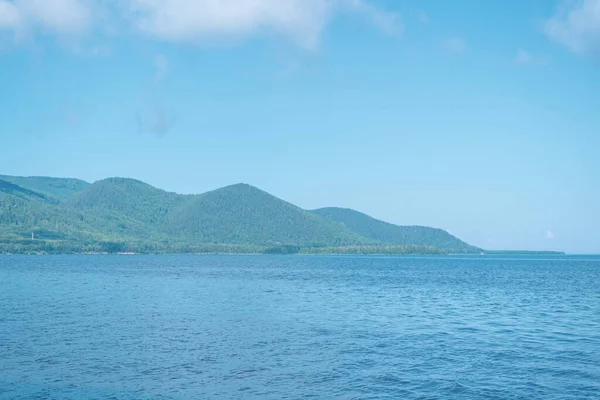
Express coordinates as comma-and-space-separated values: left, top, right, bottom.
154, 54, 168, 83
129, 0, 401, 50
442, 36, 467, 55
1, 0, 401, 51
137, 106, 175, 138
545, 0, 600, 56
0, 1, 21, 30
0, 0, 91, 38
545, 230, 556, 240
347, 0, 402, 37
512, 49, 548, 66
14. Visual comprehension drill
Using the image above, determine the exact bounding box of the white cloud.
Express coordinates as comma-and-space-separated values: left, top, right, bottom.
442, 36, 466, 55
19, 0, 90, 33
512, 49, 548, 66
0, 1, 21, 30
417, 10, 429, 24
129, 0, 325, 49
546, 230, 556, 240
545, 0, 600, 56
348, 0, 401, 37
128, 0, 401, 50
0, 0, 91, 36
0, 0, 400, 50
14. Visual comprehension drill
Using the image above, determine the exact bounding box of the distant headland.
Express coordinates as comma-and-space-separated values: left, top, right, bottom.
0, 175, 564, 256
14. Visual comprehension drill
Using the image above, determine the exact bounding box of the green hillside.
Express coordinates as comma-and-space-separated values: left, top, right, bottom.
164, 184, 369, 246
0, 179, 55, 203
313, 207, 478, 252
0, 175, 480, 254
0, 181, 105, 245
0, 175, 89, 200
68, 178, 185, 226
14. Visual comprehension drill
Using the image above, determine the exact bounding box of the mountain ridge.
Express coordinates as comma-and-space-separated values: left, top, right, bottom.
0, 174, 480, 254
0, 175, 89, 200
313, 207, 476, 252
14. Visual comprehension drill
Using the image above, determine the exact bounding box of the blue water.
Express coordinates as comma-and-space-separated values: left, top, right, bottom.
1, 255, 599, 399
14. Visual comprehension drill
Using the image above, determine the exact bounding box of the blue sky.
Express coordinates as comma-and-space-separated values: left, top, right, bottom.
0, 0, 599, 253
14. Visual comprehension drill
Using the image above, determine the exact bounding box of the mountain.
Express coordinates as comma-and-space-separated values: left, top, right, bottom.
313, 207, 477, 252
0, 179, 55, 203
0, 175, 89, 201
0, 174, 479, 254
0, 179, 99, 244
164, 183, 369, 246
66, 180, 367, 246
68, 178, 184, 232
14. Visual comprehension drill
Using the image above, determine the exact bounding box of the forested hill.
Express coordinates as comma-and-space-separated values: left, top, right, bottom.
313, 207, 476, 252
0, 175, 89, 200
0, 174, 480, 254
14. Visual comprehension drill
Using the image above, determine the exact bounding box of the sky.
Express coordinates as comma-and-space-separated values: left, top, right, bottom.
0, 0, 599, 253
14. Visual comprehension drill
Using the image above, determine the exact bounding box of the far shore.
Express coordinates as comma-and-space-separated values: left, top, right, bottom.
1, 251, 568, 256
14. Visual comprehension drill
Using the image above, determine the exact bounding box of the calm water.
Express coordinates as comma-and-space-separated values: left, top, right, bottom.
1, 255, 599, 399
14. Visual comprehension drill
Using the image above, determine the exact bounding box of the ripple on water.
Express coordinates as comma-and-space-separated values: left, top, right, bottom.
0, 254, 599, 399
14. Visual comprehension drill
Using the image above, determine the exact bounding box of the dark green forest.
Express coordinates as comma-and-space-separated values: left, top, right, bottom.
0, 175, 487, 255
313, 207, 474, 250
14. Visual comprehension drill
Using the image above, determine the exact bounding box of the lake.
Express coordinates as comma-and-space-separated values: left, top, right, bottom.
1, 255, 599, 399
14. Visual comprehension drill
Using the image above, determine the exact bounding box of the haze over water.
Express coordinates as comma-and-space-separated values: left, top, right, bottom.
1, 255, 599, 399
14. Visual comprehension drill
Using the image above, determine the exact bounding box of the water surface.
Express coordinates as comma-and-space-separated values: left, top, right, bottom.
1, 255, 599, 399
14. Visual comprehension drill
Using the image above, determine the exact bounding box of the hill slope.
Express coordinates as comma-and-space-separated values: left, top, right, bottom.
0, 179, 55, 203
165, 184, 369, 246
0, 175, 480, 254
313, 207, 477, 251
0, 180, 107, 244
0, 175, 89, 200
68, 178, 184, 224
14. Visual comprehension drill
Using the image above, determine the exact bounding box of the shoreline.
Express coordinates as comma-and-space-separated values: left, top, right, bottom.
0, 251, 568, 256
